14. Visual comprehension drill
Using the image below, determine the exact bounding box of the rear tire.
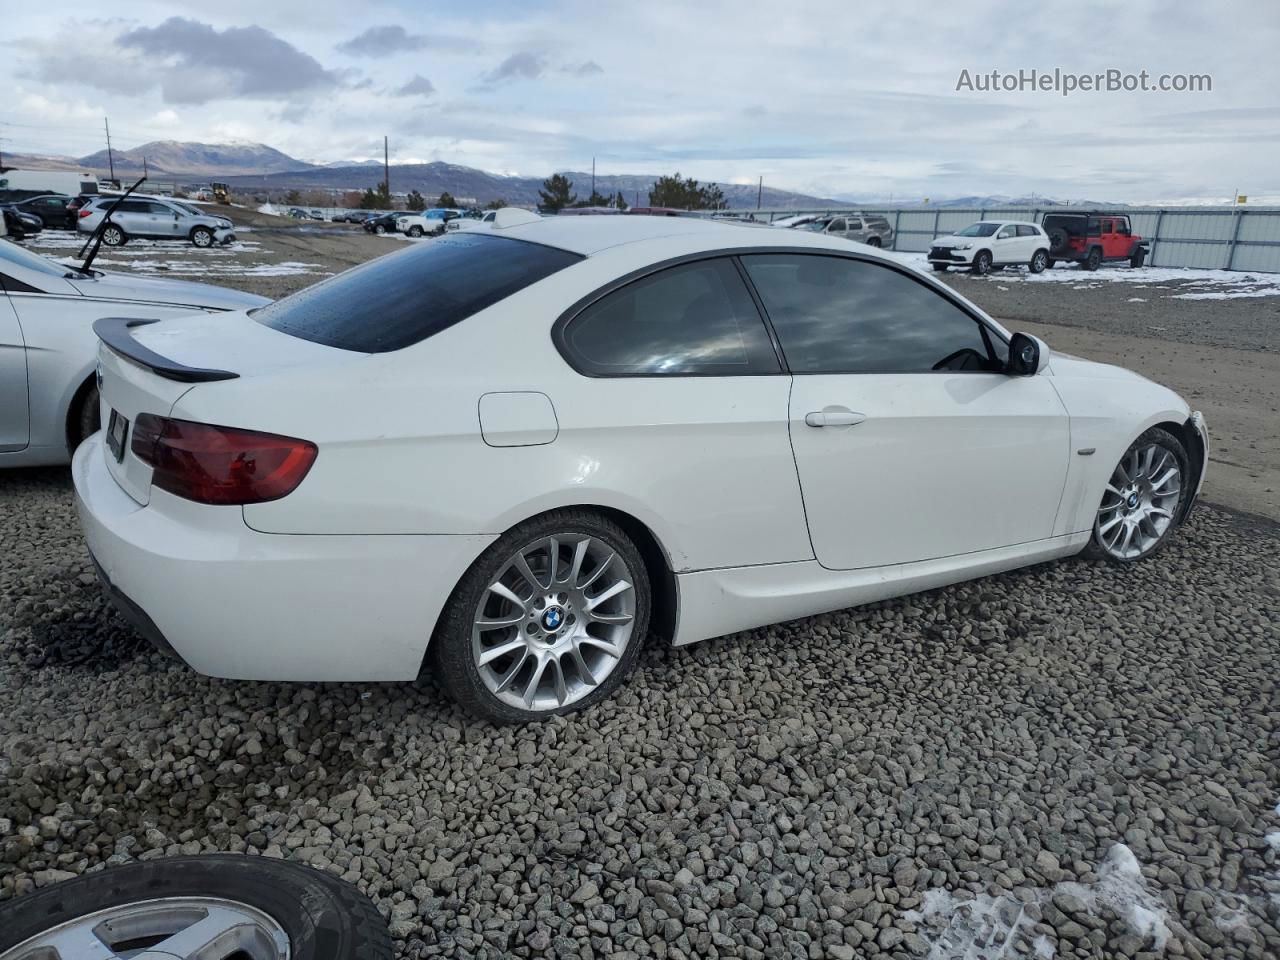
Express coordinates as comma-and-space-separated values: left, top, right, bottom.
866, 236, 882, 248
374, 224, 386, 235
101, 225, 126, 247
0, 855, 392, 960
1130, 247, 1146, 268
971, 250, 993, 275
72, 383, 101, 449
431, 509, 651, 725
1083, 247, 1102, 271
1029, 249, 1049, 273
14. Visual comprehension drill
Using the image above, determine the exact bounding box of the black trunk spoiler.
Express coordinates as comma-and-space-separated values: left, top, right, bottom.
93, 317, 239, 383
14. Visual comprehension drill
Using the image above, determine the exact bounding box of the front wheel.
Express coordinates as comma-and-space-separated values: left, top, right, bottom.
374, 224, 386, 235
0, 855, 392, 960
1085, 427, 1188, 563
970, 250, 993, 275
1029, 250, 1049, 273
865, 236, 882, 248
432, 509, 651, 724
407, 225, 423, 237
191, 227, 214, 248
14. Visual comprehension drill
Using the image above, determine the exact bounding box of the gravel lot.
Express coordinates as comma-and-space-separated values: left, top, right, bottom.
2, 216, 1278, 958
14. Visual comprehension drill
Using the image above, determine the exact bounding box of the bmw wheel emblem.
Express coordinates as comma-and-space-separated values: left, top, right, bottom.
541, 607, 564, 631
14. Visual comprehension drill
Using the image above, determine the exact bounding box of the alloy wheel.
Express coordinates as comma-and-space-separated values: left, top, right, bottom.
1095, 442, 1181, 560
0, 896, 289, 960
471, 534, 636, 712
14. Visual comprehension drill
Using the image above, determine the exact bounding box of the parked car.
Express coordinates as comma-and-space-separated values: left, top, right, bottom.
309, 208, 325, 220
77, 196, 237, 247
1, 205, 43, 241
627, 206, 687, 216
11, 193, 77, 230
1042, 213, 1149, 270
68, 192, 104, 218
928, 220, 1051, 275
333, 210, 374, 224
0, 238, 267, 468
286, 207, 309, 219
770, 214, 823, 229
364, 211, 411, 235
397, 208, 463, 237
448, 210, 498, 232
75, 217, 1207, 724
800, 214, 894, 248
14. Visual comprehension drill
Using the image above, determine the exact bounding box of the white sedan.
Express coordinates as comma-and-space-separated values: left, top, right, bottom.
74, 215, 1207, 723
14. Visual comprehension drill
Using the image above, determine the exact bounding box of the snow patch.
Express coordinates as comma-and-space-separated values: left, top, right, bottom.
906, 844, 1171, 959
1127, 297, 1147, 302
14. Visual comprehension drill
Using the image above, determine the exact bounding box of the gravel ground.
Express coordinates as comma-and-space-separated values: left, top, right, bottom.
1, 467, 1277, 959
935, 264, 1280, 354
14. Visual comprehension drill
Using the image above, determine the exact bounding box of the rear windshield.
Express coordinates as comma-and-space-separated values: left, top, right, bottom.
252, 233, 583, 353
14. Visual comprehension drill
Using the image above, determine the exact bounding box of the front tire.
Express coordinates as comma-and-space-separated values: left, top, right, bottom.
1085, 427, 1188, 563
191, 227, 214, 248
374, 224, 386, 235
407, 225, 423, 237
971, 250, 993, 275
101, 224, 126, 246
432, 509, 651, 724
1029, 249, 1049, 273
0, 855, 391, 960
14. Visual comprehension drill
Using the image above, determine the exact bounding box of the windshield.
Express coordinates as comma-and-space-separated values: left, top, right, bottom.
172, 201, 203, 215
957, 222, 1001, 237
253, 233, 583, 353
426, 210, 446, 219
802, 219, 832, 232
0, 237, 71, 278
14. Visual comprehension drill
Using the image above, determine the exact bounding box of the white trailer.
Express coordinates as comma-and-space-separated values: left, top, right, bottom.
0, 169, 99, 198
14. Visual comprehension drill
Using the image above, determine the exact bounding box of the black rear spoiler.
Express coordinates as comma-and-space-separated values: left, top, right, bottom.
93, 317, 238, 383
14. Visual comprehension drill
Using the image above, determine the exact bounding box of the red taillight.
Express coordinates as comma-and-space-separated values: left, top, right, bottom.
130, 414, 317, 505
78, 209, 94, 218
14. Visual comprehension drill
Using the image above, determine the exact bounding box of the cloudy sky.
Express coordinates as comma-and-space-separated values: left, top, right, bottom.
3, 0, 1277, 201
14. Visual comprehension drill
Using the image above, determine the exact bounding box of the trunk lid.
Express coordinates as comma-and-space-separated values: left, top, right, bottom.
96, 310, 362, 505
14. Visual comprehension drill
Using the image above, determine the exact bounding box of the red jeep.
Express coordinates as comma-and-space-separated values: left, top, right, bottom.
1042, 213, 1150, 270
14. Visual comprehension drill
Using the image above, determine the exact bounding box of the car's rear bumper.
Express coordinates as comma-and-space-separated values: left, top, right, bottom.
73, 433, 496, 681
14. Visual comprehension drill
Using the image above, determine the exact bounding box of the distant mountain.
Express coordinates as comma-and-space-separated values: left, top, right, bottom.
75, 140, 313, 177
217, 161, 845, 208
0, 152, 91, 173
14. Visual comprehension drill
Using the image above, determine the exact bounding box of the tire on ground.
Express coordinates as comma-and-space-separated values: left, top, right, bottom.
0, 855, 392, 960
1082, 425, 1189, 565
431, 508, 652, 724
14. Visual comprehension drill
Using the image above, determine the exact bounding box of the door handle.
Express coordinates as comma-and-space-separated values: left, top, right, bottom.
804, 408, 866, 427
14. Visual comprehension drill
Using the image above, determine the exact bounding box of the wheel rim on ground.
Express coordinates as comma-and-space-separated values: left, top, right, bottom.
194, 231, 212, 247
0, 896, 290, 960
471, 534, 636, 712
1032, 251, 1047, 271
1095, 442, 1182, 560
104, 228, 122, 245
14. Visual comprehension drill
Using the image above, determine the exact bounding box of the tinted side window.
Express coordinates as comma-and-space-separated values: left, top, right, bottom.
742, 255, 1003, 374
997, 225, 1016, 239
560, 258, 779, 376
1016, 225, 1037, 237
115, 201, 149, 214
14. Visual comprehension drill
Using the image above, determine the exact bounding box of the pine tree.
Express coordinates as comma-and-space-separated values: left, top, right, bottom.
613, 191, 629, 211
406, 190, 426, 211
438, 191, 457, 208
538, 174, 576, 213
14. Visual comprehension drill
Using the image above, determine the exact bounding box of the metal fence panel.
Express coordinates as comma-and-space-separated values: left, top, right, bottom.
715, 204, 1280, 273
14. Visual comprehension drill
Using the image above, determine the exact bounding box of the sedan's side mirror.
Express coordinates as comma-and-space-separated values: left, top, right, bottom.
1006, 332, 1049, 376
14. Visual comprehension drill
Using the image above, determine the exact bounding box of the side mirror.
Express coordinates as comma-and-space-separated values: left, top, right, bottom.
1006, 332, 1049, 376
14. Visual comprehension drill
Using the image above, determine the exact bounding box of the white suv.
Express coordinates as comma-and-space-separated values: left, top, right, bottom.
396, 208, 463, 237
928, 220, 1050, 275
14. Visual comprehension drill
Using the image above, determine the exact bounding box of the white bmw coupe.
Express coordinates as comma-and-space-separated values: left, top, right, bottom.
74, 212, 1207, 723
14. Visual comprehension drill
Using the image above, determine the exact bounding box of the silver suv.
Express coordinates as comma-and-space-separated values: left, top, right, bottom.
800, 213, 894, 248
77, 196, 236, 248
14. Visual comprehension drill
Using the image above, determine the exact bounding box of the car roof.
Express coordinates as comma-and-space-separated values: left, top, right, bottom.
498, 214, 872, 257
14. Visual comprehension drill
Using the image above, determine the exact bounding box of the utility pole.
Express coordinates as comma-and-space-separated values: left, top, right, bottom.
383, 136, 390, 198
757, 176, 763, 210
104, 118, 116, 183
591, 157, 595, 199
